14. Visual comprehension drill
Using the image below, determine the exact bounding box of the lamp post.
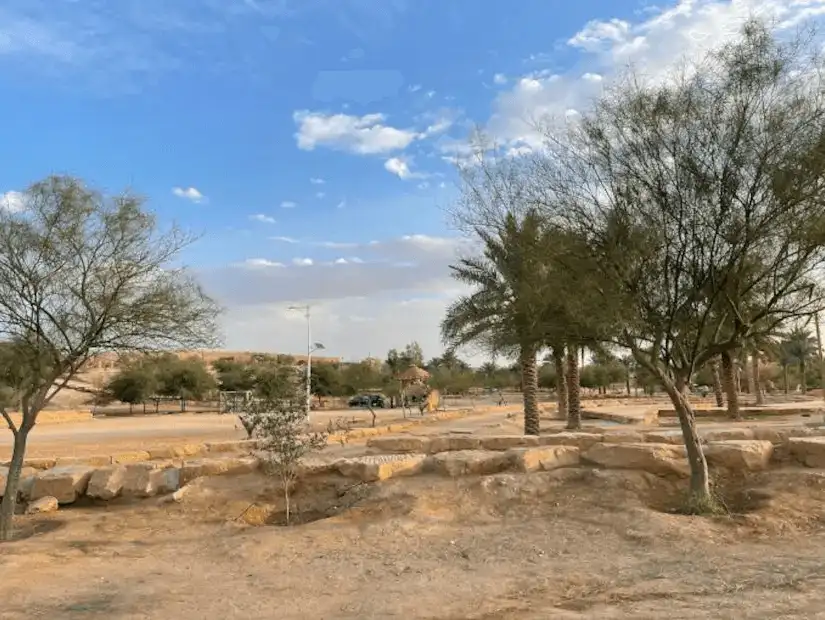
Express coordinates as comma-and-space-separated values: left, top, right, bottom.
288, 304, 325, 419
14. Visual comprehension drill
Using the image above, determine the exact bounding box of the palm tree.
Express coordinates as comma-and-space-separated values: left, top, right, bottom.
550, 345, 567, 420
442, 211, 553, 436
565, 345, 581, 429
784, 327, 818, 393
720, 350, 740, 419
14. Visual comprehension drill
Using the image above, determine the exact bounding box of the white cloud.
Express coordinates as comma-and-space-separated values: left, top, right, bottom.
384, 157, 426, 180
310, 177, 325, 185
271, 235, 299, 243
488, 0, 825, 150
336, 200, 346, 209
280, 200, 297, 209
315, 191, 326, 199
293, 110, 418, 154
201, 233, 477, 362
250, 213, 276, 224
493, 73, 507, 85
172, 187, 205, 203
0, 190, 25, 212
242, 258, 284, 269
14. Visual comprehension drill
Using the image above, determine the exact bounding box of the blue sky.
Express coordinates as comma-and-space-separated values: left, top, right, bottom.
1, 0, 822, 363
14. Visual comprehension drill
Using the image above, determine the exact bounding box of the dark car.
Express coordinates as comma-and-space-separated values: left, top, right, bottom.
348, 394, 386, 408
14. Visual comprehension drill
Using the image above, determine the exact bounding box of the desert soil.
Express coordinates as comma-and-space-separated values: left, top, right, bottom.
3, 467, 825, 619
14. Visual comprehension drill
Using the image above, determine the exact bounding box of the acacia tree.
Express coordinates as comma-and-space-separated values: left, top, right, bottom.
0, 176, 220, 540
537, 21, 825, 510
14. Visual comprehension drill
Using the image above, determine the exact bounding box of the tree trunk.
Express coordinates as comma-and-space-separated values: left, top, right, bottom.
283, 479, 291, 526
801, 361, 808, 393
520, 345, 540, 436
710, 358, 725, 407
783, 364, 789, 394
625, 368, 631, 396
566, 347, 581, 430
744, 351, 756, 398
721, 351, 740, 420
0, 429, 30, 541
662, 377, 713, 510
752, 353, 764, 406
553, 347, 568, 421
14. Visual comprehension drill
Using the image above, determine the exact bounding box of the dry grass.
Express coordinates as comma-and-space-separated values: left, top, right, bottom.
3, 467, 825, 618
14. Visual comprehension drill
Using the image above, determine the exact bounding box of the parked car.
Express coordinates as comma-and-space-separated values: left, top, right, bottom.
348, 394, 386, 408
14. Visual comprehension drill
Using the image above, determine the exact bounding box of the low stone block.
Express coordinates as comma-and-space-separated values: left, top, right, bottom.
540, 432, 604, 450
55, 455, 112, 467
752, 427, 813, 445
111, 451, 151, 464
26, 496, 59, 514
428, 450, 512, 477
148, 444, 205, 460
427, 436, 482, 453
295, 457, 339, 478
479, 436, 540, 451
702, 428, 756, 442
23, 458, 56, 470
205, 440, 259, 454
582, 443, 689, 477
180, 456, 260, 485
366, 436, 431, 454
122, 463, 180, 497
788, 437, 825, 468
335, 454, 427, 482
87, 466, 127, 500
603, 431, 645, 444
704, 440, 774, 471
644, 430, 685, 445
508, 446, 580, 473
31, 466, 96, 504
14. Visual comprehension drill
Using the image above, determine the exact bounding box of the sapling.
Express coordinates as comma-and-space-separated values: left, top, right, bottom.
244, 367, 328, 525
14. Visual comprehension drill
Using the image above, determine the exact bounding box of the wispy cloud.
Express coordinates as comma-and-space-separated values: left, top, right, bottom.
172, 186, 205, 203
310, 177, 325, 185
271, 235, 299, 243
250, 213, 276, 224
280, 200, 297, 208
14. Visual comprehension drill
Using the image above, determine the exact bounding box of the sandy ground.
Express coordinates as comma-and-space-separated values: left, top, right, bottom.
4, 467, 825, 618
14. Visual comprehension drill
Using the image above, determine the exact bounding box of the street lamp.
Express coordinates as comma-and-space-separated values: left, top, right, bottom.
288, 305, 325, 418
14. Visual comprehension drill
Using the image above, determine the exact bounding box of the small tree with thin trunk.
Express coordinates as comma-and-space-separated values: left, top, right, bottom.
538, 21, 825, 511
243, 364, 327, 525
0, 176, 220, 541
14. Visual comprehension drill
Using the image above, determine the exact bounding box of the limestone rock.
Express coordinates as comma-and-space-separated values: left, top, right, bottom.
31, 466, 96, 504
148, 444, 205, 460
122, 463, 180, 498
295, 457, 339, 478
480, 436, 540, 451
87, 466, 127, 500
428, 450, 512, 477
26, 496, 59, 514
508, 446, 580, 473
180, 456, 260, 485
111, 451, 151, 464
582, 443, 689, 477
704, 440, 774, 471
205, 440, 259, 454
366, 436, 431, 454
702, 428, 755, 442
788, 437, 825, 468
55, 455, 112, 467
427, 435, 483, 453
603, 431, 645, 444
22, 458, 56, 470
643, 430, 685, 445
753, 427, 813, 445
336, 454, 427, 482
540, 432, 603, 450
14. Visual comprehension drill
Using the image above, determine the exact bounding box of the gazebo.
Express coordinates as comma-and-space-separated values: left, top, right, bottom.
396, 365, 431, 415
